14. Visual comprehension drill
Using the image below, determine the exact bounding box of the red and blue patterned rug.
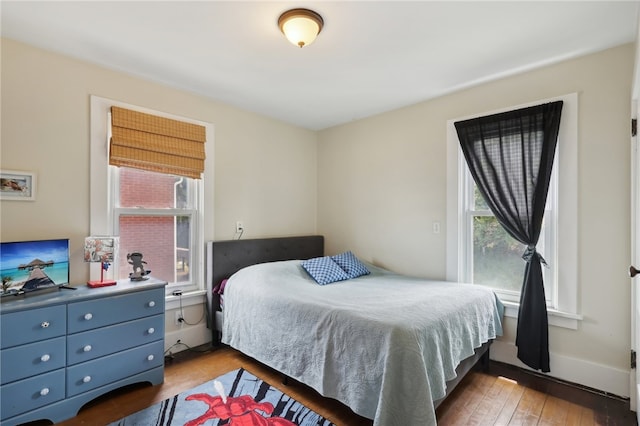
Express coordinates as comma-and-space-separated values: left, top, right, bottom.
109, 368, 335, 426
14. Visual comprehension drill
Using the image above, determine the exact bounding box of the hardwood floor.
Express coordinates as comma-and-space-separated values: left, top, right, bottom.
29, 345, 636, 426
437, 361, 635, 426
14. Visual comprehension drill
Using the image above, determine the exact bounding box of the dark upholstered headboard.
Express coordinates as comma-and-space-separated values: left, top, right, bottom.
206, 235, 324, 313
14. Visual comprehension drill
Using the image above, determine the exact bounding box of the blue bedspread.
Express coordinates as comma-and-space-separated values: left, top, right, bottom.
222, 260, 503, 425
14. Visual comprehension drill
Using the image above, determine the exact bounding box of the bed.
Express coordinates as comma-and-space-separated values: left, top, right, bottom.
207, 236, 503, 425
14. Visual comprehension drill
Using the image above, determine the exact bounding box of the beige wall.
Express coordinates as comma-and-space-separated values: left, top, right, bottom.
0, 38, 318, 286
318, 44, 633, 393
1, 38, 318, 351
1, 36, 635, 395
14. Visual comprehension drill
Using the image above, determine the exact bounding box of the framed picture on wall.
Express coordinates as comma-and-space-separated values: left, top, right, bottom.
0, 170, 36, 201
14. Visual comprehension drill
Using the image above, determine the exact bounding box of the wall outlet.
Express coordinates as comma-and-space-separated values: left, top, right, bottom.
236, 221, 244, 233
433, 221, 441, 234
174, 311, 183, 326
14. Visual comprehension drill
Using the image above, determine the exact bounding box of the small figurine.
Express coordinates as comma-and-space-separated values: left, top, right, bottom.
127, 252, 151, 281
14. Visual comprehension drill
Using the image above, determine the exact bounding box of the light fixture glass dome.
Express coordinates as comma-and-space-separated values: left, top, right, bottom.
278, 9, 324, 48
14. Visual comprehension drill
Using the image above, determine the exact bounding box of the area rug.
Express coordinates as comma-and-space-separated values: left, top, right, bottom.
109, 368, 335, 426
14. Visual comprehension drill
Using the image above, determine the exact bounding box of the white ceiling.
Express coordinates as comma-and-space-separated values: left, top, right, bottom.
2, 1, 639, 130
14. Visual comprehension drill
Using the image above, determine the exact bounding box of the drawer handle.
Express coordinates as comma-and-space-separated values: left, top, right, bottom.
148, 301, 156, 307
83, 345, 92, 352
40, 388, 50, 396
41, 321, 50, 328
40, 354, 51, 362
83, 376, 92, 383
147, 354, 154, 361
84, 313, 93, 321
147, 327, 155, 335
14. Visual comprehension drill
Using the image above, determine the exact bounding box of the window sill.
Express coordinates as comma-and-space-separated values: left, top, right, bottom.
502, 300, 582, 330
165, 289, 207, 310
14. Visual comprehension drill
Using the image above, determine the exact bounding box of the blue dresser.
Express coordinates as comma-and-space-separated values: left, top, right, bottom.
0, 279, 166, 425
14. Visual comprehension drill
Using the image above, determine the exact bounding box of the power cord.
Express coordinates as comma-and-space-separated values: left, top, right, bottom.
165, 291, 209, 362
164, 340, 212, 356
173, 290, 206, 326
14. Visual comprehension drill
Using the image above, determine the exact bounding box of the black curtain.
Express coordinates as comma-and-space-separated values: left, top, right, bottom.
454, 101, 563, 372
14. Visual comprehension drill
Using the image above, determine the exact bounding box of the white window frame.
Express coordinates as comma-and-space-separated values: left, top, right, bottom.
446, 93, 582, 329
90, 96, 210, 301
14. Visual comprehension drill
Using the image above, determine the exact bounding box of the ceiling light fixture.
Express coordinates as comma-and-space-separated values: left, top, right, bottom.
278, 8, 324, 48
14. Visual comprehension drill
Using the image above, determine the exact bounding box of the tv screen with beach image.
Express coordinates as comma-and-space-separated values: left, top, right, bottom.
1, 239, 70, 295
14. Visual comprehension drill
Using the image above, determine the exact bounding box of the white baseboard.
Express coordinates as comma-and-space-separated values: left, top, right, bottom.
491, 340, 630, 398
164, 323, 211, 354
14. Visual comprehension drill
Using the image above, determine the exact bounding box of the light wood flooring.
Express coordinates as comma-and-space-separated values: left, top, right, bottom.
29, 345, 635, 426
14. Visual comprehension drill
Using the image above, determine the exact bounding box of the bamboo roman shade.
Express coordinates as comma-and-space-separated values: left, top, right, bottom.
110, 106, 206, 179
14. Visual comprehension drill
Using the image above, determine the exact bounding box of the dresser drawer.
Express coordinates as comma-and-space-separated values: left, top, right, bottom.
1, 337, 66, 385
66, 340, 164, 397
0, 368, 65, 420
68, 287, 164, 333
67, 314, 164, 365
0, 305, 66, 349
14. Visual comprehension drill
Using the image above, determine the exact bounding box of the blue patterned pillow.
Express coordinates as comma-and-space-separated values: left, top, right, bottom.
301, 256, 350, 285
331, 251, 370, 279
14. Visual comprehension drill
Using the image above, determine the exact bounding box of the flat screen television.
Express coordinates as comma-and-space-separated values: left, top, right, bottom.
0, 238, 70, 296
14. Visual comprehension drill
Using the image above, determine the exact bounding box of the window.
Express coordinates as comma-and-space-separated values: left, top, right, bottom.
446, 93, 580, 328
90, 96, 210, 296
112, 167, 200, 290
461, 158, 557, 305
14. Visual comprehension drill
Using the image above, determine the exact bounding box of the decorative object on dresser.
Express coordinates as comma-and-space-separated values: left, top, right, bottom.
127, 252, 151, 281
84, 236, 117, 288
108, 368, 335, 426
0, 238, 71, 297
0, 279, 167, 425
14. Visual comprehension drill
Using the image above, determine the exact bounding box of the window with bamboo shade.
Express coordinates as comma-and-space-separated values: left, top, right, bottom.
110, 106, 206, 179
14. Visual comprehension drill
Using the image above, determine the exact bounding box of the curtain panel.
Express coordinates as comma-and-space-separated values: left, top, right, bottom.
454, 101, 563, 372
